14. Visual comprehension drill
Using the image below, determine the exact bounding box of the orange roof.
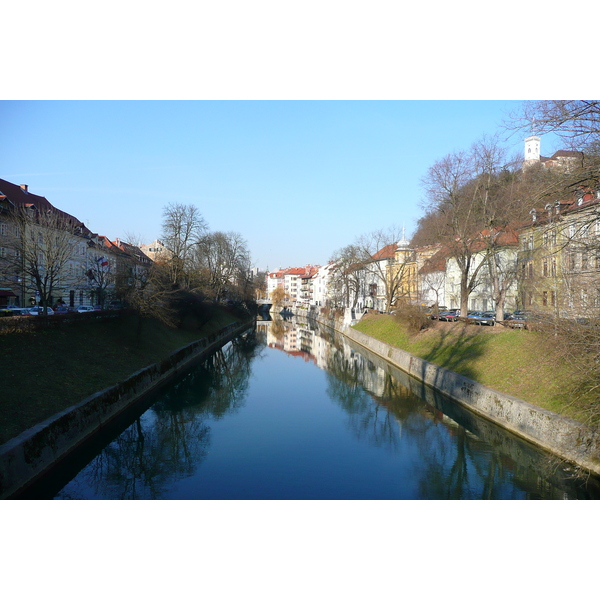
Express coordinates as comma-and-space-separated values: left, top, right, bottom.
370, 243, 397, 261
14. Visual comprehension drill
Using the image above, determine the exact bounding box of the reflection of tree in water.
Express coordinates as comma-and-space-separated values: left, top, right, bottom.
321, 339, 537, 498
324, 346, 422, 451
409, 421, 513, 499
58, 332, 263, 499
156, 334, 261, 420
269, 318, 287, 340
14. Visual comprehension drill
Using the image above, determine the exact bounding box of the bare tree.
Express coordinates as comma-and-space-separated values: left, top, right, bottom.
420, 136, 527, 317
85, 253, 115, 308
4, 205, 78, 314
270, 285, 288, 307
161, 203, 207, 287
508, 100, 600, 150
421, 148, 487, 316
354, 226, 409, 312
328, 244, 365, 308
124, 260, 179, 327
195, 231, 251, 302
123, 231, 145, 247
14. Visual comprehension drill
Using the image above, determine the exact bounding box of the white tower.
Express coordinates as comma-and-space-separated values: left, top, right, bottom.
524, 135, 541, 162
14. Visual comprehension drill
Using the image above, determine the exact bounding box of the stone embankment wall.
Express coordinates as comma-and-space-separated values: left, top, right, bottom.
0, 320, 253, 499
316, 311, 600, 476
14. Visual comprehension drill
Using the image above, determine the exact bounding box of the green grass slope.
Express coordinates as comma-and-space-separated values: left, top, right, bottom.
352, 314, 589, 424
0, 309, 239, 445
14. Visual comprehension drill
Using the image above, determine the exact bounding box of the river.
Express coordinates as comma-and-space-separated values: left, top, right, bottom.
23, 316, 600, 499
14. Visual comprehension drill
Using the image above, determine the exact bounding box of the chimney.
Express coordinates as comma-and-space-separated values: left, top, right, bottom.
20, 184, 28, 193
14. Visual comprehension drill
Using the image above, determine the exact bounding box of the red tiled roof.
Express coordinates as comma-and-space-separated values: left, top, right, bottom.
0, 178, 92, 236
370, 243, 397, 261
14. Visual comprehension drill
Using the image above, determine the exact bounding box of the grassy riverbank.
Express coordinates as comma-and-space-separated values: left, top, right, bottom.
0, 308, 241, 446
352, 313, 594, 425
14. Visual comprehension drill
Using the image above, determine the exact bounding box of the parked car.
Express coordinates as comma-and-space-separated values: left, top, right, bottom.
26, 306, 55, 316
53, 305, 70, 314
505, 311, 531, 328
0, 305, 24, 315
8, 307, 31, 316
438, 309, 459, 322
479, 311, 496, 326
76, 305, 95, 313
464, 311, 494, 326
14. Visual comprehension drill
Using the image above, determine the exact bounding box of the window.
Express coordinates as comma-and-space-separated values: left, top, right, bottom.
542, 291, 548, 306
543, 259, 548, 277
570, 253, 576, 270
552, 257, 557, 277
551, 291, 556, 307
582, 252, 589, 270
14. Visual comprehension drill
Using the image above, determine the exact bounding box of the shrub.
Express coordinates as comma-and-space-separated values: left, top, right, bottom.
392, 304, 431, 335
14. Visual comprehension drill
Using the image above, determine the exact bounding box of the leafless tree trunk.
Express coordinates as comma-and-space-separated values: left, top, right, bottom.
329, 244, 365, 308
194, 231, 251, 302
161, 203, 207, 288
4, 205, 78, 314
355, 226, 405, 312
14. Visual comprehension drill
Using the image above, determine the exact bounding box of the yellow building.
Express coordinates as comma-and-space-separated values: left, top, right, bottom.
517, 190, 600, 318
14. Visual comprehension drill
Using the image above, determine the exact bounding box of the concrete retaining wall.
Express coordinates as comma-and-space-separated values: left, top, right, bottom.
316, 313, 600, 476
0, 320, 253, 499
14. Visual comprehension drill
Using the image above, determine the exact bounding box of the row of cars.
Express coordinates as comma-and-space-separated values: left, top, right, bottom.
428, 308, 531, 327
0, 304, 104, 316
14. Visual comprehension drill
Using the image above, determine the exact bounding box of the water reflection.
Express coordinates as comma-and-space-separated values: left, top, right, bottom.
45, 317, 600, 499
260, 316, 600, 499
55, 332, 262, 500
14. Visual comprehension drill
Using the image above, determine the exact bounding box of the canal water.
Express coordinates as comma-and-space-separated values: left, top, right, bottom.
26, 317, 600, 499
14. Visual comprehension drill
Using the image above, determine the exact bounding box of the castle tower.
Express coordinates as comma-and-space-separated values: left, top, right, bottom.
522, 135, 541, 171
524, 135, 541, 162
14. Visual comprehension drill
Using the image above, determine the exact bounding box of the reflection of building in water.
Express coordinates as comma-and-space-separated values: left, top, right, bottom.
263, 318, 316, 364
343, 347, 387, 398
265, 317, 389, 396
265, 318, 334, 368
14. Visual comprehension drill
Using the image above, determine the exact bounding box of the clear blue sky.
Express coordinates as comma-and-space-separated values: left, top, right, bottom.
1, 100, 554, 271
1, 5, 583, 273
